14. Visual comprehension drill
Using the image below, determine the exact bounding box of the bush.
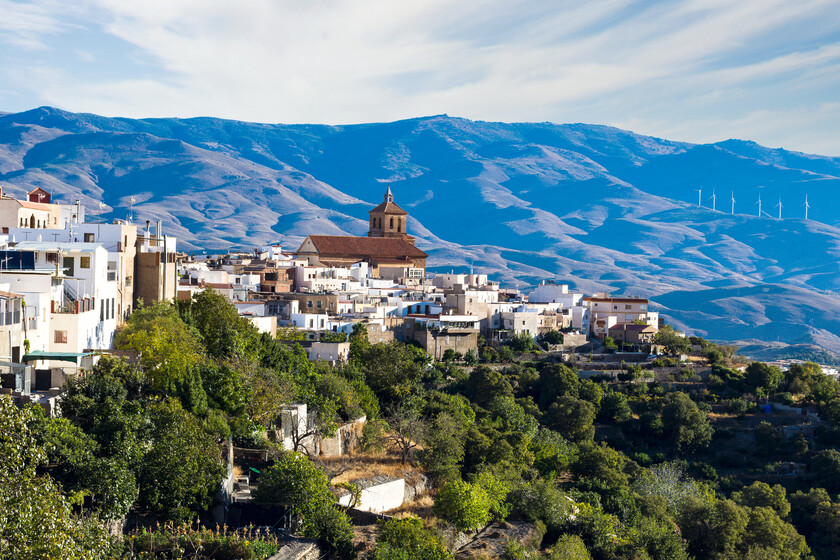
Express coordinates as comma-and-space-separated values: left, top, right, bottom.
434, 473, 509, 531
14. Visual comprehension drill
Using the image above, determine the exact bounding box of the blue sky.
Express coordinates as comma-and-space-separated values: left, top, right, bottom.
2, 0, 840, 155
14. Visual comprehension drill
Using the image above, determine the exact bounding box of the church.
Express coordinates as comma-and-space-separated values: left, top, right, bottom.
296, 187, 428, 279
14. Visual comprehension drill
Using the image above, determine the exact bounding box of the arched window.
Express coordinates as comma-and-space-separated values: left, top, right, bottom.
29, 215, 35, 228
390, 217, 394, 229
397, 219, 401, 232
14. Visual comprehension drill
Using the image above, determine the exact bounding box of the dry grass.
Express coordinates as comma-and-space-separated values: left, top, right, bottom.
388, 492, 436, 520
231, 464, 244, 478
326, 452, 422, 485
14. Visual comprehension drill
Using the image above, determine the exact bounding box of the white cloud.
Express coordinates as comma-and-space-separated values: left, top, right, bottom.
2, 0, 840, 154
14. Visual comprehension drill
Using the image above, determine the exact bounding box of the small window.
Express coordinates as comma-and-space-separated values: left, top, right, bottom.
84, 233, 94, 242
54, 330, 68, 343
307, 300, 313, 308
316, 300, 323, 308
625, 305, 632, 310
80, 256, 91, 269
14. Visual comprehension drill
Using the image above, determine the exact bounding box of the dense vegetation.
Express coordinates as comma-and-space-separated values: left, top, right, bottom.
4, 289, 840, 559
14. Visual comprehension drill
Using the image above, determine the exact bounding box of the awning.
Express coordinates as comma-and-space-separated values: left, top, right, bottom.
22, 351, 94, 365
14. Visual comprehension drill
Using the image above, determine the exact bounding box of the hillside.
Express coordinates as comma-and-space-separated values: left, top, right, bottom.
1, 107, 839, 354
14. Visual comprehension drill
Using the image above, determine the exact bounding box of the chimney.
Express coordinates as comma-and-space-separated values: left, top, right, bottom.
145, 220, 151, 236
156, 220, 162, 239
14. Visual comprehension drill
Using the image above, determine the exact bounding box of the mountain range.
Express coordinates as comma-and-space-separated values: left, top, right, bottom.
1, 107, 839, 359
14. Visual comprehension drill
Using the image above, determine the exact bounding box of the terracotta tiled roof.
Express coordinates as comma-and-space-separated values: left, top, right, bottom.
304, 236, 427, 259
369, 200, 408, 215
0, 290, 23, 298
17, 200, 53, 211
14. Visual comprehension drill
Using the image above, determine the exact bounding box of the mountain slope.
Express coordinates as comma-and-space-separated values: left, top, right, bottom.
1, 107, 839, 354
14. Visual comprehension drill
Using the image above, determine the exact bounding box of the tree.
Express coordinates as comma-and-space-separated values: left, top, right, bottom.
465, 365, 514, 408
137, 399, 225, 521
811, 449, 840, 493
354, 341, 424, 410
0, 396, 114, 559
733, 481, 791, 518
534, 363, 581, 409
661, 392, 713, 453
369, 517, 453, 560
253, 451, 354, 558
654, 326, 690, 356
114, 301, 207, 394
541, 330, 564, 346
547, 535, 591, 560
463, 349, 478, 365
382, 405, 428, 465
746, 362, 784, 393
433, 473, 509, 531
183, 288, 261, 360
598, 392, 632, 424
545, 395, 595, 442
754, 421, 784, 456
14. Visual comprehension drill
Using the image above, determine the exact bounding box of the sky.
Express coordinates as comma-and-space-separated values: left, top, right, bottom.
2, 0, 840, 155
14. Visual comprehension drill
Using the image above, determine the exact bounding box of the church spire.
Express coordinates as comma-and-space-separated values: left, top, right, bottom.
385, 185, 393, 203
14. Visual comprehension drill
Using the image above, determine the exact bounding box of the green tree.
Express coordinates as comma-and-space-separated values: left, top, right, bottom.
0, 396, 114, 559
137, 399, 225, 521
369, 517, 453, 560
654, 326, 691, 356
354, 341, 425, 410
114, 301, 207, 394
545, 395, 595, 442
465, 365, 514, 408
547, 535, 591, 560
182, 288, 261, 360
661, 392, 713, 453
433, 474, 509, 531
598, 392, 632, 424
745, 362, 784, 393
733, 482, 791, 519
811, 449, 840, 493
253, 452, 354, 558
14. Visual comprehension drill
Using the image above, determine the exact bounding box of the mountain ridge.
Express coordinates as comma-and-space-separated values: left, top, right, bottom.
1, 107, 839, 356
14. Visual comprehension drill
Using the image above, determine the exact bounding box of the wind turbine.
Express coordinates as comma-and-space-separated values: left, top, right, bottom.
730, 191, 736, 214
804, 194, 810, 220
696, 188, 702, 207
709, 190, 717, 212
776, 197, 783, 220
756, 194, 762, 217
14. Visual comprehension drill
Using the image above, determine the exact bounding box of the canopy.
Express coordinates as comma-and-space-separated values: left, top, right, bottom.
22, 351, 94, 365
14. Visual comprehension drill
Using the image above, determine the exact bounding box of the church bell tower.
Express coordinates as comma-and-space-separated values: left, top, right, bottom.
368, 186, 414, 244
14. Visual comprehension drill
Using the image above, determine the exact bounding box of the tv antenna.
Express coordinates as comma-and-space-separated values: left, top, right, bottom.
730, 191, 736, 214
128, 196, 135, 224
803, 194, 810, 220
709, 190, 716, 212
776, 197, 783, 220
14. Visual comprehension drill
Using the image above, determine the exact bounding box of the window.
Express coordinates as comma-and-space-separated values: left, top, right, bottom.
54, 330, 68, 343
64, 257, 75, 276
84, 233, 94, 242
307, 300, 313, 308
625, 305, 632, 310
316, 300, 322, 308
80, 256, 91, 269
46, 253, 58, 263
390, 217, 394, 229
